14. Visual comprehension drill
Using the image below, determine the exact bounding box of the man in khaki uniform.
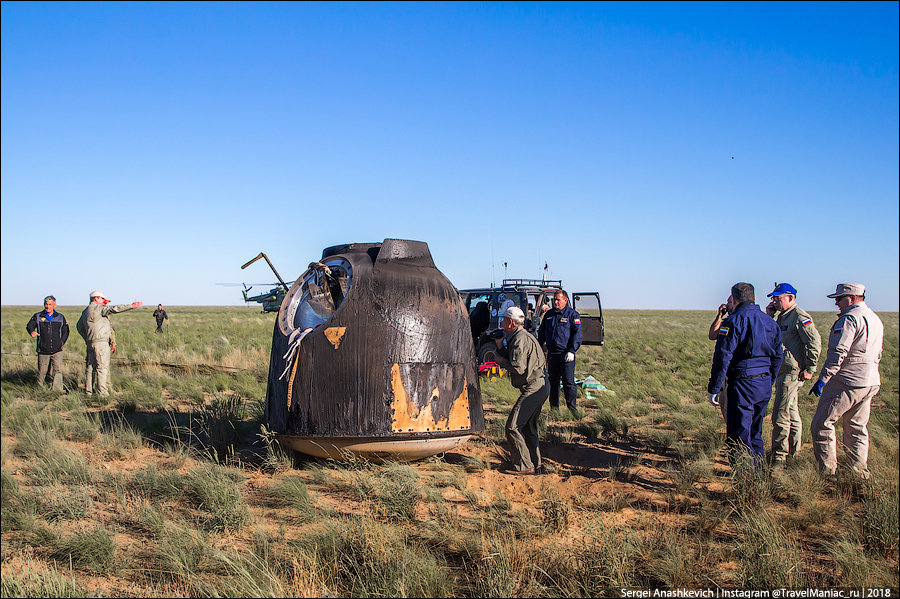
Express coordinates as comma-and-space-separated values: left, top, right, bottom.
810, 283, 883, 478
80, 325, 117, 394
76, 290, 142, 396
493, 306, 551, 474
764, 283, 821, 466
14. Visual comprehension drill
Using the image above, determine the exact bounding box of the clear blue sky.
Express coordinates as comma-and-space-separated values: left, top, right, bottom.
3, 2, 898, 311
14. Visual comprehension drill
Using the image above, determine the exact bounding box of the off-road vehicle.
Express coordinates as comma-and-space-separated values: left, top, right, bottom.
459, 278, 604, 364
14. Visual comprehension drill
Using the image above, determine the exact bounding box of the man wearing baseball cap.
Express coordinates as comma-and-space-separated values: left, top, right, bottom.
810, 283, 883, 479
492, 305, 550, 474
764, 283, 821, 468
76, 290, 143, 396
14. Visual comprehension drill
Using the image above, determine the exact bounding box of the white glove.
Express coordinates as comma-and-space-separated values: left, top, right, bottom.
707, 393, 720, 406
564, 352, 575, 363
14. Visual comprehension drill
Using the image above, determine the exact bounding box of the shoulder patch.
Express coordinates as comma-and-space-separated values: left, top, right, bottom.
801, 319, 812, 326
832, 328, 842, 335
718, 326, 730, 336
573, 318, 581, 325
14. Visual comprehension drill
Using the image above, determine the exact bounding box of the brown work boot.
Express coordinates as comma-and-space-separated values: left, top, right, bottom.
500, 467, 535, 475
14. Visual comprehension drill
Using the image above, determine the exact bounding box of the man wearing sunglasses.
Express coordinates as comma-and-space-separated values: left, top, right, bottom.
810, 283, 884, 479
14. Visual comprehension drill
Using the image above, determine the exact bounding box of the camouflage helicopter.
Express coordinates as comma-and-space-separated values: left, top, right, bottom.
236, 252, 291, 313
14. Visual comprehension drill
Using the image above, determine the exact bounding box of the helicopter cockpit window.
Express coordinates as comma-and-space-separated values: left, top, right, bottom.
278, 259, 352, 336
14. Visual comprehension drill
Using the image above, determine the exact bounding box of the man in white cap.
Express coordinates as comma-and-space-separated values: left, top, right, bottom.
492, 305, 550, 474
810, 283, 883, 478
76, 290, 143, 396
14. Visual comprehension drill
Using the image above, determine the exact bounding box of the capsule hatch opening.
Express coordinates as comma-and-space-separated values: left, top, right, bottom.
278, 259, 352, 336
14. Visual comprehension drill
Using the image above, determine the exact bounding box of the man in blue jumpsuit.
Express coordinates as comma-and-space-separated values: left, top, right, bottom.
707, 282, 783, 466
538, 290, 582, 413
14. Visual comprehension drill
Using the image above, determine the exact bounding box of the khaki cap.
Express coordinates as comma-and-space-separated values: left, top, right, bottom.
89, 289, 106, 299
827, 283, 865, 298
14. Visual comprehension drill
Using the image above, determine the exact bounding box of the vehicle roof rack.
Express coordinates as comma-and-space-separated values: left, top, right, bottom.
500, 278, 563, 289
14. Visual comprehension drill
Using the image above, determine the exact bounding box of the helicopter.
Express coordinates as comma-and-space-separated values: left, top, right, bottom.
222, 252, 292, 313
240, 283, 286, 313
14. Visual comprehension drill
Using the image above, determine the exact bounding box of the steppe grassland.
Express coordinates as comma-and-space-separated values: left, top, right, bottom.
1, 305, 897, 596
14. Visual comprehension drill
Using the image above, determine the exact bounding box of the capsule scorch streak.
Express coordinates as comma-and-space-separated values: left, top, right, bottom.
264, 239, 484, 460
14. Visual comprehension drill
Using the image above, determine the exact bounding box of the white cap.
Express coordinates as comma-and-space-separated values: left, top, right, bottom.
89, 289, 106, 299
505, 306, 525, 320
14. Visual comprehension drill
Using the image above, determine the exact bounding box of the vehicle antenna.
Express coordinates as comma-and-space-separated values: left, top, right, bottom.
491, 242, 495, 288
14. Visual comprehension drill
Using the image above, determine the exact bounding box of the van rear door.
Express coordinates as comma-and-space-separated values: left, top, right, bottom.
572, 292, 604, 346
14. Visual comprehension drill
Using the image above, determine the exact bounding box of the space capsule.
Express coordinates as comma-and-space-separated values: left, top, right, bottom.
263, 239, 484, 460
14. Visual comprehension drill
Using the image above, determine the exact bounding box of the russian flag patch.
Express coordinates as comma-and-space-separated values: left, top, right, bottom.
801, 319, 812, 326
719, 326, 730, 336
832, 328, 842, 335
573, 318, 581, 325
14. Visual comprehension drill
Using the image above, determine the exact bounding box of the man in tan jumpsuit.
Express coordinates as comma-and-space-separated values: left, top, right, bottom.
80, 325, 117, 394
810, 283, 883, 478
76, 290, 142, 396
764, 283, 821, 466
493, 306, 551, 474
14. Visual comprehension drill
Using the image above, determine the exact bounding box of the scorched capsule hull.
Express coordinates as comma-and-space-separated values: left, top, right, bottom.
264, 239, 484, 460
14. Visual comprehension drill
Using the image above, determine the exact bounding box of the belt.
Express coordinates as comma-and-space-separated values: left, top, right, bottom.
733, 372, 769, 379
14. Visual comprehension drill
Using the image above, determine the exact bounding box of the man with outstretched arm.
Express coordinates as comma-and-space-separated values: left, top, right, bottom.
76, 290, 142, 396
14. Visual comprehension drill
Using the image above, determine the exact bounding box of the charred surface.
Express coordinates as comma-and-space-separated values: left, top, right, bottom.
264, 239, 484, 455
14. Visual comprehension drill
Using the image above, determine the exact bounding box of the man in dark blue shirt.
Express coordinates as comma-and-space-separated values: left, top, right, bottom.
538, 290, 582, 413
26, 295, 70, 391
707, 282, 783, 467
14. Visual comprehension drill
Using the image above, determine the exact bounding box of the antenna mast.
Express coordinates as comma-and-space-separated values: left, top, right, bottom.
490, 242, 495, 288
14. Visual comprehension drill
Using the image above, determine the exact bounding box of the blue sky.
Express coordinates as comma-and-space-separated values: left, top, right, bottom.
2, 2, 898, 311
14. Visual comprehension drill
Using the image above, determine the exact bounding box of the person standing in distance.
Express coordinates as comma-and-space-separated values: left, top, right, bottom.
810, 283, 883, 479
707, 282, 783, 467
153, 304, 168, 334
76, 290, 142, 396
764, 283, 821, 468
538, 290, 582, 414
25, 295, 70, 391
493, 306, 550, 474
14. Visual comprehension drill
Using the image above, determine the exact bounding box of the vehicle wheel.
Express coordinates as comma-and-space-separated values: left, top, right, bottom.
478, 343, 499, 365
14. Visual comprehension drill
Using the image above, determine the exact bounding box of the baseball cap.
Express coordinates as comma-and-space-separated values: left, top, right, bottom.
827, 283, 865, 298
505, 306, 525, 320
89, 289, 106, 299
767, 283, 797, 297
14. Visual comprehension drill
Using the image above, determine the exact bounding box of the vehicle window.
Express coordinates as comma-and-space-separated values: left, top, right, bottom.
467, 293, 492, 313
573, 293, 601, 317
